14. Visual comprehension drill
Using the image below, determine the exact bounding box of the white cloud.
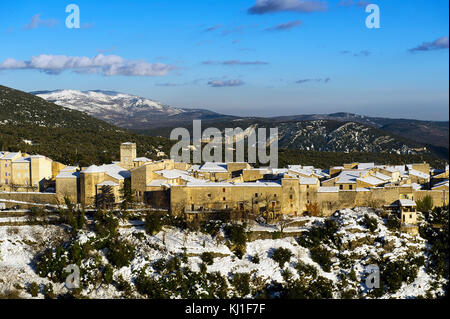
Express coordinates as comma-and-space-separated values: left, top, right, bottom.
22, 14, 58, 30
248, 0, 328, 14
0, 54, 174, 76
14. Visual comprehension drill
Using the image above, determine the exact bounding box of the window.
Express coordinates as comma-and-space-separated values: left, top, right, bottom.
223, 197, 226, 201
307, 185, 309, 189
289, 195, 293, 199
255, 193, 258, 197
349, 185, 353, 190
339, 185, 343, 190
222, 188, 225, 192
207, 194, 211, 198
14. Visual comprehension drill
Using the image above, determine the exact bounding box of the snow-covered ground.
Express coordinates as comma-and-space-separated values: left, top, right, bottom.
0, 207, 447, 299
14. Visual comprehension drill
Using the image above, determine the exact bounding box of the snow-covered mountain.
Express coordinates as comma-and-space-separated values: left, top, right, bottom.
32, 89, 230, 129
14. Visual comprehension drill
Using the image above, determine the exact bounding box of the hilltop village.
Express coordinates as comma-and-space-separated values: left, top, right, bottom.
0, 142, 448, 235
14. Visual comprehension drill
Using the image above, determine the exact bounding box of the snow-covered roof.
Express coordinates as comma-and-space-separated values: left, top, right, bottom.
1, 152, 21, 160
358, 163, 375, 170
399, 199, 416, 207
81, 163, 130, 180
336, 170, 369, 184
432, 180, 449, 189
198, 162, 228, 173
357, 176, 385, 186
147, 179, 170, 187
61, 166, 78, 172
12, 157, 30, 164
56, 171, 80, 179
382, 166, 398, 173
408, 169, 430, 179
299, 177, 319, 185
373, 172, 391, 181
318, 186, 339, 193
134, 157, 151, 162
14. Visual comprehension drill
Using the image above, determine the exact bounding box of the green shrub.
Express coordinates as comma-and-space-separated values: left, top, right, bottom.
152, 259, 166, 273
385, 214, 401, 231
416, 195, 433, 213
43, 283, 55, 299
272, 247, 293, 268
272, 231, 281, 239
224, 223, 247, 247
200, 252, 215, 265
145, 213, 163, 235
251, 254, 260, 264
27, 282, 39, 297
295, 260, 318, 279
106, 239, 135, 268
310, 247, 332, 272
103, 264, 114, 285
231, 273, 250, 297
359, 214, 378, 232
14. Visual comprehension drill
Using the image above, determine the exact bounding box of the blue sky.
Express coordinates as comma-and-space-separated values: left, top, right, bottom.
0, 0, 448, 120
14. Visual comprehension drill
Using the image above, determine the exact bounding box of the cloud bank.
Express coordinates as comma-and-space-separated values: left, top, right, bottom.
248, 0, 328, 14
409, 36, 449, 52
0, 54, 174, 76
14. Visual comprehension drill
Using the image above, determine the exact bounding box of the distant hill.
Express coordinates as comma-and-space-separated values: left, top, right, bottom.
272, 112, 449, 151
0, 85, 172, 166
135, 117, 447, 158
33, 89, 234, 129
33, 90, 448, 157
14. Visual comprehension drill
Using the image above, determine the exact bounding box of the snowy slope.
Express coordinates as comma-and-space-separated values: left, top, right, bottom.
33, 89, 184, 117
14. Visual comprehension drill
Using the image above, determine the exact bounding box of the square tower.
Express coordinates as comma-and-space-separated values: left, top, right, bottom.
120, 142, 137, 170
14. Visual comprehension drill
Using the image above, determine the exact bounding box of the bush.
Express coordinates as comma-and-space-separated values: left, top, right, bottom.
152, 259, 166, 273
233, 246, 245, 259
200, 252, 215, 265
106, 239, 135, 268
251, 254, 260, 264
224, 223, 247, 247
416, 195, 433, 213
27, 282, 39, 297
359, 214, 378, 232
272, 248, 294, 268
297, 219, 338, 248
94, 212, 119, 238
385, 214, 401, 231
310, 247, 332, 272
103, 264, 114, 285
272, 231, 281, 239
43, 283, 55, 299
295, 260, 318, 279
114, 274, 133, 295
231, 273, 250, 297
145, 213, 163, 235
